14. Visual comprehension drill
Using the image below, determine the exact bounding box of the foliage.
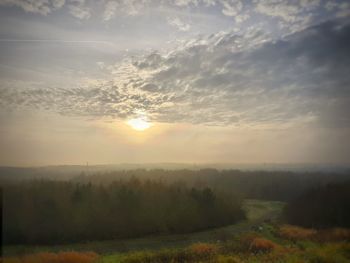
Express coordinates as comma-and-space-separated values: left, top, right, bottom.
2, 167, 349, 202
308, 243, 350, 263
188, 243, 219, 261
279, 225, 317, 241
3, 179, 245, 245
284, 182, 350, 229
239, 233, 278, 253
4, 224, 350, 263
311, 228, 350, 244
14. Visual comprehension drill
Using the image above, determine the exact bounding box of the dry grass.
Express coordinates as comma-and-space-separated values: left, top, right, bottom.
188, 242, 219, 255
279, 224, 317, 241
239, 233, 278, 253
314, 228, 350, 243
187, 242, 219, 261
279, 224, 350, 243
249, 237, 277, 253
2, 251, 99, 263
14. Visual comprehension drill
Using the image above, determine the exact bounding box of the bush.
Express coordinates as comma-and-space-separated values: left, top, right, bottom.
188, 243, 219, 260
249, 238, 277, 253
239, 233, 277, 253
279, 225, 316, 241
314, 228, 350, 243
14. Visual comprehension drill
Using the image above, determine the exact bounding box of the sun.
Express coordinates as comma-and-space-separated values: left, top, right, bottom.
127, 118, 151, 131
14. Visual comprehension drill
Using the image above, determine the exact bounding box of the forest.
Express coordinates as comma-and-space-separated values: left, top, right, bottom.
2, 167, 349, 202
284, 182, 350, 228
3, 179, 245, 245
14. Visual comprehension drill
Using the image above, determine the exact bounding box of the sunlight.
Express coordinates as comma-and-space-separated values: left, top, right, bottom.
127, 118, 151, 131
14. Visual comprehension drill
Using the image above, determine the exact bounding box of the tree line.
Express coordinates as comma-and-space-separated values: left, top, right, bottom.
2, 168, 349, 202
3, 179, 245, 245
71, 169, 350, 202
284, 182, 350, 229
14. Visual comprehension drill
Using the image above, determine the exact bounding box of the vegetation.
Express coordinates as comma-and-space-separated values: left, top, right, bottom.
2, 199, 283, 256
95, 225, 350, 263
2, 251, 99, 263
4, 229, 350, 263
3, 179, 245, 245
2, 198, 350, 262
284, 182, 350, 228
2, 169, 350, 262
2, 168, 349, 202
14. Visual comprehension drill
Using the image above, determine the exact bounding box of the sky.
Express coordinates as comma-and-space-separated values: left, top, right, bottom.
0, 0, 349, 166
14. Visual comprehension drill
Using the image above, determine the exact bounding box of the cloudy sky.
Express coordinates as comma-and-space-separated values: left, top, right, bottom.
0, 0, 349, 166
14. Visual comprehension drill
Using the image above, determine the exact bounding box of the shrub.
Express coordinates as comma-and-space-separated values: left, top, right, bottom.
279, 225, 316, 241
188, 243, 219, 261
239, 233, 260, 250
314, 228, 350, 243
239, 233, 277, 253
249, 237, 277, 253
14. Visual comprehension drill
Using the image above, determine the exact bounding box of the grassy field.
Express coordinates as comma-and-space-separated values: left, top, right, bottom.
3, 199, 284, 257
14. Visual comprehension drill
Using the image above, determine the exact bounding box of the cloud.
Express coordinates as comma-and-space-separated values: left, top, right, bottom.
173, 0, 199, 7
103, 0, 118, 21
253, 0, 324, 32
52, 0, 65, 9
0, 0, 92, 19
1, 0, 349, 30
67, 0, 91, 19
102, 0, 149, 20
254, 0, 302, 23
220, 0, 242, 17
0, 0, 53, 15
167, 17, 190, 31
1, 18, 350, 127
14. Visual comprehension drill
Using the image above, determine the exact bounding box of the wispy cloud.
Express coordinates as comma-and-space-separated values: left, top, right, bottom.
167, 17, 191, 31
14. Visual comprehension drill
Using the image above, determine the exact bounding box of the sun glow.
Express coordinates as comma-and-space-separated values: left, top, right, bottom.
127, 118, 151, 131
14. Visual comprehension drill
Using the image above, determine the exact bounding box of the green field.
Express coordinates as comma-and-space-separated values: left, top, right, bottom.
3, 199, 284, 257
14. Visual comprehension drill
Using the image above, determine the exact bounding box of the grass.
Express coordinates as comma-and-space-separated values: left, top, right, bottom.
94, 229, 350, 263
2, 251, 99, 263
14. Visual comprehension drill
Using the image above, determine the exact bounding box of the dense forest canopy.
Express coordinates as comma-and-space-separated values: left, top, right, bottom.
3, 179, 245, 245
284, 182, 350, 229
